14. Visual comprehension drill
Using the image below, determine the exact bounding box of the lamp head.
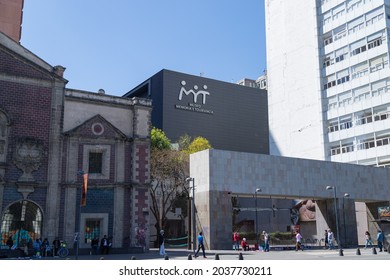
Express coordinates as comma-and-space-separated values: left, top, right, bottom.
256, 188, 262, 193
186, 177, 193, 182
344, 193, 350, 198
326, 186, 334, 190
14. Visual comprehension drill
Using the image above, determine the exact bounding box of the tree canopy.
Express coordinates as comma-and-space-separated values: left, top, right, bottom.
185, 136, 212, 154
151, 127, 171, 150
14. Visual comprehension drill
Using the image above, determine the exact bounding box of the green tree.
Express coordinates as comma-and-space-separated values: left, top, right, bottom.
149, 128, 189, 240
185, 136, 212, 154
151, 127, 171, 150
177, 133, 192, 151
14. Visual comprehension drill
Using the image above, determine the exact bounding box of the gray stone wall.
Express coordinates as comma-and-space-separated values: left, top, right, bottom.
190, 149, 390, 249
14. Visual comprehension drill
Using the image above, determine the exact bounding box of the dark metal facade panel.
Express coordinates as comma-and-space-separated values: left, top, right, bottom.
159, 69, 269, 154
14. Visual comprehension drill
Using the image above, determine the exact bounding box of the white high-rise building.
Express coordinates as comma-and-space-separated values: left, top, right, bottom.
265, 0, 390, 245
266, 0, 390, 168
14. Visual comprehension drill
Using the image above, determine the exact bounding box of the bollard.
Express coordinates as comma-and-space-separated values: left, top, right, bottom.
339, 249, 343, 256
239, 252, 244, 260
187, 254, 192, 260
131, 256, 136, 260
164, 255, 169, 260
215, 254, 220, 260
372, 247, 377, 255
356, 248, 361, 255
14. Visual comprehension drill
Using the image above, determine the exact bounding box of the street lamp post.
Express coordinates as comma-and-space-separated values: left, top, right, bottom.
255, 188, 261, 247
342, 193, 350, 247
186, 177, 196, 256
326, 186, 341, 249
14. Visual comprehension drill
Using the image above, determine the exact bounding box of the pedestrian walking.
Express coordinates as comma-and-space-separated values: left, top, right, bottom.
233, 231, 240, 251
295, 231, 303, 251
52, 237, 61, 256
377, 230, 384, 252
327, 229, 334, 250
91, 237, 99, 255
364, 231, 373, 249
159, 230, 166, 256
100, 235, 110, 254
194, 231, 206, 258
324, 229, 328, 249
263, 231, 270, 252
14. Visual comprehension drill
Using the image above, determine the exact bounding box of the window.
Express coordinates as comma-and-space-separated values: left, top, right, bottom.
324, 33, 333, 46
341, 143, 354, 153
350, 39, 366, 56
323, 11, 331, 25
324, 77, 336, 90
339, 116, 353, 130
368, 37, 382, 49
348, 16, 365, 34
333, 25, 347, 41
347, 0, 363, 13
338, 91, 352, 107
323, 53, 335, 67
333, 4, 346, 20
373, 106, 390, 122
359, 138, 375, 150
336, 69, 350, 85
353, 85, 371, 102
328, 120, 339, 133
88, 152, 103, 174
366, 7, 384, 26
355, 112, 373, 125
351, 62, 368, 79
84, 219, 101, 244
83, 145, 111, 180
376, 136, 390, 147
328, 96, 338, 110
367, 31, 385, 50
371, 78, 390, 97
335, 47, 348, 63
370, 54, 388, 72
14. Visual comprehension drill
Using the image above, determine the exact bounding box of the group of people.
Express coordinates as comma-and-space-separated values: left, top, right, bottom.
364, 230, 385, 251
323, 229, 335, 250
323, 228, 385, 252
28, 237, 61, 257
232, 231, 270, 252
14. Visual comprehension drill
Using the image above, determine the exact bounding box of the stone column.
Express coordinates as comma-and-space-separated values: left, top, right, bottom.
44, 80, 65, 241
198, 190, 232, 250
113, 186, 124, 248
316, 199, 358, 248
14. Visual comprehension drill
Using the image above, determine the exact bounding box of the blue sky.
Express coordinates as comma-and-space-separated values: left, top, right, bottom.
21, 0, 266, 96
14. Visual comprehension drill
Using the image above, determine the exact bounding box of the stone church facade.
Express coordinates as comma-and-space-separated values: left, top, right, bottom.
0, 32, 152, 253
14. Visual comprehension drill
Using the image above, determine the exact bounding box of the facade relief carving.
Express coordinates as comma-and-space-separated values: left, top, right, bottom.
13, 137, 44, 182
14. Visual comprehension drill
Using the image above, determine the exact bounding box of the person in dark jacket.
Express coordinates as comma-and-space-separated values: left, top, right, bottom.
159, 230, 165, 256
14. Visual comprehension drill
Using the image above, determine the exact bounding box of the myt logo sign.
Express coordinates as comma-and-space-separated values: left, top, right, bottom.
178, 81, 210, 104
175, 80, 214, 114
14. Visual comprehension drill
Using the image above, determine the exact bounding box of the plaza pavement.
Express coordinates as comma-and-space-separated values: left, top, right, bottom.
44, 247, 390, 261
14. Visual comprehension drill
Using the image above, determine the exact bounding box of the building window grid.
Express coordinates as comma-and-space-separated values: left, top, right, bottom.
328, 106, 390, 133
329, 134, 390, 156
323, 4, 384, 47
370, 56, 389, 73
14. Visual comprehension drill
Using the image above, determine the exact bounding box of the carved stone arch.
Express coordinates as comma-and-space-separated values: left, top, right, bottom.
0, 200, 43, 246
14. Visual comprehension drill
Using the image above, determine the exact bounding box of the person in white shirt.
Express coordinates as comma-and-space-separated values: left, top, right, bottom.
295, 231, 303, 251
